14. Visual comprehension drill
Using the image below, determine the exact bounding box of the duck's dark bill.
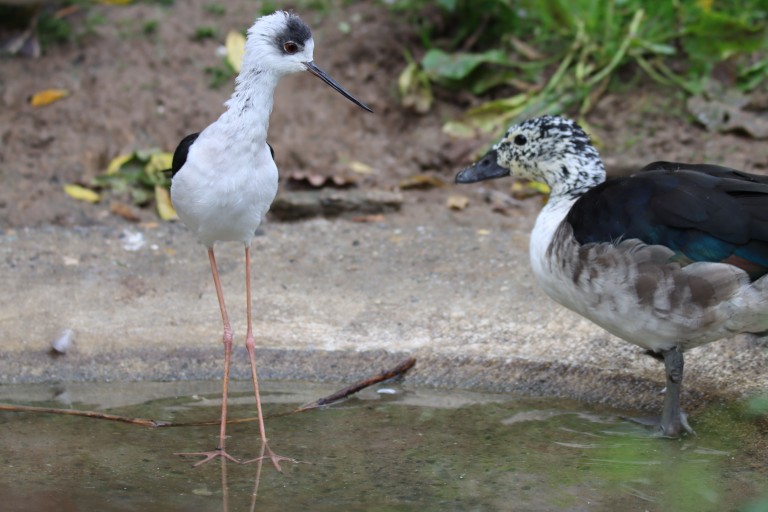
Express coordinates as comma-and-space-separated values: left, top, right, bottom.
455, 149, 509, 184
304, 61, 373, 113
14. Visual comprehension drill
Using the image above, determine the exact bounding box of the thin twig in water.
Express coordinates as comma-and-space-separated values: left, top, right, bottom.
0, 357, 417, 428
295, 356, 416, 412
0, 403, 170, 427
194, 356, 417, 425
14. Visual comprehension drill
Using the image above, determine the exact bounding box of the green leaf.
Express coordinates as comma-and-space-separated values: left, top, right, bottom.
452, 93, 531, 134
131, 187, 152, 206
436, 0, 458, 11
398, 61, 433, 113
465, 69, 528, 95
421, 48, 510, 82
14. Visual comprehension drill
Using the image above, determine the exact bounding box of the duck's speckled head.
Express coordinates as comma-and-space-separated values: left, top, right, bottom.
456, 115, 606, 198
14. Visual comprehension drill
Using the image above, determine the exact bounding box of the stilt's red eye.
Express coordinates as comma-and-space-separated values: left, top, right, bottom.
283, 41, 299, 54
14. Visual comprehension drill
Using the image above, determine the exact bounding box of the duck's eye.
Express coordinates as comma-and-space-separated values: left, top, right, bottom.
283, 41, 299, 54
514, 134, 527, 146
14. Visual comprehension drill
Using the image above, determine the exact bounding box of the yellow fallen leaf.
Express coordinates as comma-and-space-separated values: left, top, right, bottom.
511, 180, 550, 199
226, 31, 246, 73
106, 153, 134, 175
29, 89, 69, 107
155, 186, 178, 221
145, 152, 173, 174
442, 120, 477, 139
348, 160, 374, 175
446, 194, 469, 210
528, 181, 550, 195
64, 184, 100, 203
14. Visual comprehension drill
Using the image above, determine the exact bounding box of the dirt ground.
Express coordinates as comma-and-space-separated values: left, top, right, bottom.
0, 0, 766, 230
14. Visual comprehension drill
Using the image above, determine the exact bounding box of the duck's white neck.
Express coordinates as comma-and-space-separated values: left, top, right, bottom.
530, 195, 576, 271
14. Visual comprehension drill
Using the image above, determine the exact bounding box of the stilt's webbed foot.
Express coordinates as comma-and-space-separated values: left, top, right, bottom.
175, 447, 241, 467
241, 442, 302, 472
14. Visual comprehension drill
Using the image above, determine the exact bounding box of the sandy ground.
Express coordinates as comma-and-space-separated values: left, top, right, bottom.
0, 1, 765, 230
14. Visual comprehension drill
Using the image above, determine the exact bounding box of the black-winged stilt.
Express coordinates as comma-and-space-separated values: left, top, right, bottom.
456, 115, 768, 437
170, 10, 371, 470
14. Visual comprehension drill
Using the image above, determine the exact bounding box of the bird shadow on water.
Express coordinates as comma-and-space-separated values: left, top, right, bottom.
0, 381, 767, 512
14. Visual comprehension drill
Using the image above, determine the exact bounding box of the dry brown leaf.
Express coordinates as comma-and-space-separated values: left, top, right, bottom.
287, 171, 357, 188
687, 94, 768, 139
29, 89, 69, 107
110, 202, 141, 222
446, 194, 469, 210
509, 37, 544, 60
351, 214, 386, 223
398, 174, 446, 190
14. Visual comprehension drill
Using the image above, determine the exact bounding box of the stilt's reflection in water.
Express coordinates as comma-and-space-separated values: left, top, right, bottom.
218, 443, 267, 512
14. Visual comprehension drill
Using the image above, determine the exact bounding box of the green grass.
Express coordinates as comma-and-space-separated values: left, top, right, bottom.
142, 20, 158, 35
203, 3, 226, 16
193, 26, 217, 41
205, 60, 237, 88
388, 0, 768, 134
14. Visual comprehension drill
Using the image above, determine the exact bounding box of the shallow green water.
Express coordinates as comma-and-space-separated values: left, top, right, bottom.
0, 380, 766, 512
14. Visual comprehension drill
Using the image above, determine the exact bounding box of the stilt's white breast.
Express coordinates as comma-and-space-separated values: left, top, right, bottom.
171, 133, 278, 248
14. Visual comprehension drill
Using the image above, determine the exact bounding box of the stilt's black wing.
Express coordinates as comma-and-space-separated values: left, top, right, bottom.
164, 136, 275, 179
169, 133, 201, 178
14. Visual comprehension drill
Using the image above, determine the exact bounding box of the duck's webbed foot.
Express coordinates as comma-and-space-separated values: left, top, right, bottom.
625, 347, 695, 438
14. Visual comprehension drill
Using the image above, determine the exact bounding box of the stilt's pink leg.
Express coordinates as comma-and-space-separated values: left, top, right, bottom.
241, 245, 297, 471
176, 248, 241, 466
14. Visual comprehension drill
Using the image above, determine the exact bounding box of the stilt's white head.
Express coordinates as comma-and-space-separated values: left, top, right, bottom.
242, 11, 372, 112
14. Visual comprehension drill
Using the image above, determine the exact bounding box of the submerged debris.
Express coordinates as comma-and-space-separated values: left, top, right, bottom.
50, 328, 74, 355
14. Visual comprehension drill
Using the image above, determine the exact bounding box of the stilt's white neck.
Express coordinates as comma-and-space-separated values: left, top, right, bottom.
212, 67, 281, 145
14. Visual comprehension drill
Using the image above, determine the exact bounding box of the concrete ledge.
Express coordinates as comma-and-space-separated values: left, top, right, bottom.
1, 217, 766, 411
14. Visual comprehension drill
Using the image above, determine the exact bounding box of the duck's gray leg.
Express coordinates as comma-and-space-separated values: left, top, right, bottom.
659, 347, 695, 437
625, 346, 695, 437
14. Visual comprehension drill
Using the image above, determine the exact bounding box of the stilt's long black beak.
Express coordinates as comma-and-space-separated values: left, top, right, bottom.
455, 149, 509, 183
304, 61, 373, 113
